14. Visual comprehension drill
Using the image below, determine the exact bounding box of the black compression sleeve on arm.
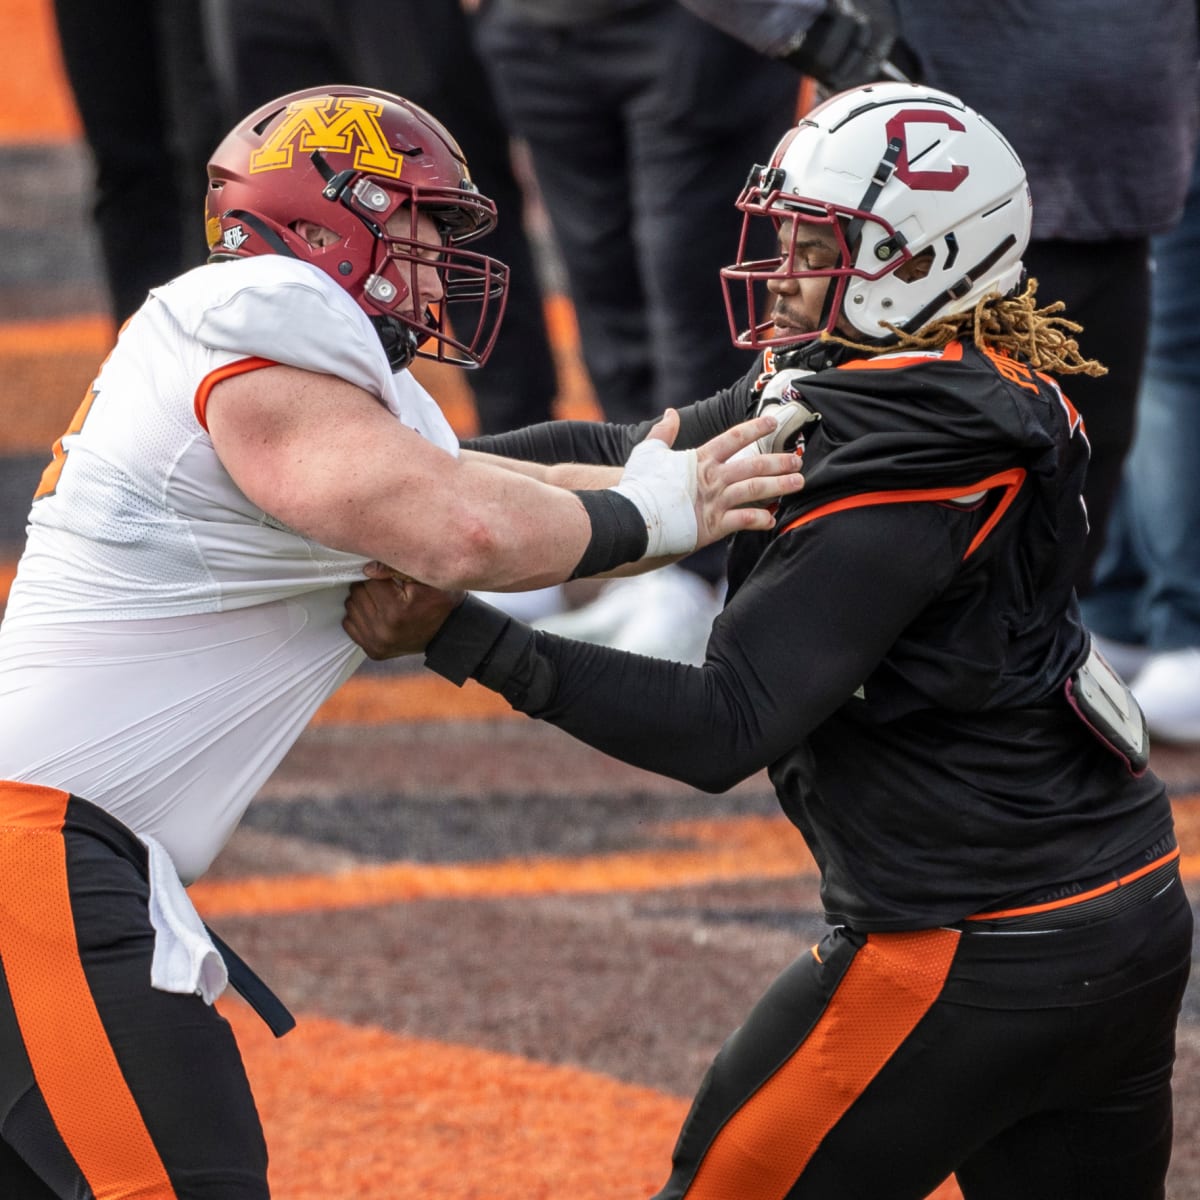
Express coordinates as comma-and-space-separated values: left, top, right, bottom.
462, 383, 750, 463
425, 596, 557, 712
425, 595, 524, 684
429, 501, 964, 792
569, 488, 648, 578
463, 419, 648, 466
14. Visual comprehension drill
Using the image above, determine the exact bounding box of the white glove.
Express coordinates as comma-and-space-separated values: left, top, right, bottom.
610, 439, 700, 558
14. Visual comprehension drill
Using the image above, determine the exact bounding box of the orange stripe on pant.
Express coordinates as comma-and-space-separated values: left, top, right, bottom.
0, 782, 176, 1199
683, 928, 960, 1200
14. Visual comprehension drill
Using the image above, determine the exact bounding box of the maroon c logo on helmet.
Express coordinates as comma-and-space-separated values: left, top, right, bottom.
885, 109, 970, 192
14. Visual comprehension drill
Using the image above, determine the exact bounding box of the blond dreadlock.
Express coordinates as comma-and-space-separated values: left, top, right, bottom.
826, 277, 1107, 377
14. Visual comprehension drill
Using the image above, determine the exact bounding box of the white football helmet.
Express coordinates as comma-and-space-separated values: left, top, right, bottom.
721, 82, 1031, 354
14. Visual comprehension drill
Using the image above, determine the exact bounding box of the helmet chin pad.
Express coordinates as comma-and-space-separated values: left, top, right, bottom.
370, 314, 421, 372
775, 338, 862, 372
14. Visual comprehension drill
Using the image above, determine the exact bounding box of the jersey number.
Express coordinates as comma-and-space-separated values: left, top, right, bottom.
35, 386, 99, 500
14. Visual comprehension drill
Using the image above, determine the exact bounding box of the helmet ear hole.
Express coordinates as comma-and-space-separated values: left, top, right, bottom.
896, 247, 935, 282
289, 219, 340, 249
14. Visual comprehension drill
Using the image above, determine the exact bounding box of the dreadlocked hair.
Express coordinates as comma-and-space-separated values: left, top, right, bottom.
824, 277, 1107, 377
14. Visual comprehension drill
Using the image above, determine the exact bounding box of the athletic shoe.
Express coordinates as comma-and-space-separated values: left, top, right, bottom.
471, 584, 566, 623
534, 565, 723, 665
1133, 647, 1200, 744
533, 575, 652, 645
605, 566, 723, 665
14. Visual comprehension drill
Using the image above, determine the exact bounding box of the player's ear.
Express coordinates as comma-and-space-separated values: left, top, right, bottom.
291, 220, 340, 248
896, 248, 935, 282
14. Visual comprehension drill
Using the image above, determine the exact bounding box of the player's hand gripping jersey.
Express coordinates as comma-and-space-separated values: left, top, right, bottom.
0, 256, 457, 881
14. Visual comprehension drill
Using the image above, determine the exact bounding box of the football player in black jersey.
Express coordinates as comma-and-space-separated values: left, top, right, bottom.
344, 83, 1191, 1200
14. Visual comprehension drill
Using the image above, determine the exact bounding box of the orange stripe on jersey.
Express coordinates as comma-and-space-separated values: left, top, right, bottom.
0, 782, 177, 1198
836, 340, 965, 372
193, 357, 277, 430
779, 467, 1026, 561
682, 929, 959, 1199
967, 847, 1180, 923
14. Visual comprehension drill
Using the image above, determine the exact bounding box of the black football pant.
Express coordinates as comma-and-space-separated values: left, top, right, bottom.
0, 783, 269, 1198
51, 0, 225, 323
655, 867, 1192, 1200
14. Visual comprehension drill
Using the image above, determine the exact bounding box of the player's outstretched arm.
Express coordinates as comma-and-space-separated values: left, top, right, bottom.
206, 366, 803, 591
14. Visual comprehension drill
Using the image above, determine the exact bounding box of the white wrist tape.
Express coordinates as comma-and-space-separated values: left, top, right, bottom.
610, 439, 700, 558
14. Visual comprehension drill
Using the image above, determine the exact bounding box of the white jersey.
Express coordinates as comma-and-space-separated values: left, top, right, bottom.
0, 257, 459, 882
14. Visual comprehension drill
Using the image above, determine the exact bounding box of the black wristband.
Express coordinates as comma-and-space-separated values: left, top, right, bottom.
570, 489, 648, 579
425, 594, 513, 685
425, 595, 553, 711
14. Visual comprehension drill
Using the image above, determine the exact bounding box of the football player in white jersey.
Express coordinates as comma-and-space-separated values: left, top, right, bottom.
0, 86, 803, 1198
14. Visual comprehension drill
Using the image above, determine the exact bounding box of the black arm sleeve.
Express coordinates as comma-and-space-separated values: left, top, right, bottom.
461, 382, 751, 465
425, 502, 964, 791
463, 419, 646, 466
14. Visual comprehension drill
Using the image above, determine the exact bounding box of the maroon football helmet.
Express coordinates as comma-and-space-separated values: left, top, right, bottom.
205, 85, 509, 370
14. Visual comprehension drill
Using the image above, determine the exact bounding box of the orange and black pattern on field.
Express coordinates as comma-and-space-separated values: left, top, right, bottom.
1, 4, 1199, 1197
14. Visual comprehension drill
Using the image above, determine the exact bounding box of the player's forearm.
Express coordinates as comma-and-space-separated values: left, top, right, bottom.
463, 418, 647, 466
459, 448, 622, 491
423, 596, 761, 791
390, 468, 640, 591
207, 364, 802, 592
460, 387, 746, 465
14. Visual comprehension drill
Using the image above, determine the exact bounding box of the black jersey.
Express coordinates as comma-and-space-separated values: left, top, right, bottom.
445, 341, 1173, 929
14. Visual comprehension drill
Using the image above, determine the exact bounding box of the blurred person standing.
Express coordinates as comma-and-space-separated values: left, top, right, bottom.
471, 0, 801, 660
892, 0, 1200, 593
213, 0, 559, 436
52, 0, 226, 322
473, 0, 799, 426
1083, 138, 1200, 743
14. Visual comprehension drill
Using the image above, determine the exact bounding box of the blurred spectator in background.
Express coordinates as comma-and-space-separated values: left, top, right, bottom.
892, 0, 1200, 594
676, 0, 918, 91
1083, 139, 1200, 744
677, 0, 1200, 595
470, 0, 801, 661
473, 0, 799, 427
52, 0, 226, 322
211, 0, 559, 437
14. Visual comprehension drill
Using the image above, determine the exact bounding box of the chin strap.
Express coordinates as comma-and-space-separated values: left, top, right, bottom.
370, 314, 421, 371
774, 338, 863, 372
309, 149, 426, 373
